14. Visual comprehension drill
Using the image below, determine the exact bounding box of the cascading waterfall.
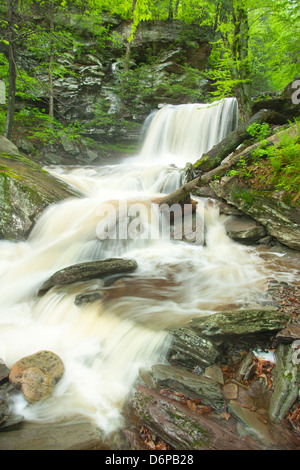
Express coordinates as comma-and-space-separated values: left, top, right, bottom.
0, 98, 293, 436
139, 98, 239, 166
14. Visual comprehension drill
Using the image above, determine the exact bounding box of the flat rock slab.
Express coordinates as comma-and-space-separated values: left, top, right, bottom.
38, 258, 138, 295
189, 307, 289, 338
0, 421, 105, 450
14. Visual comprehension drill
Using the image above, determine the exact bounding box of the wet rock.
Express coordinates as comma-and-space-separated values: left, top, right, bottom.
129, 385, 261, 450
0, 389, 9, 425
9, 350, 65, 404
0, 139, 81, 240
0, 421, 105, 450
203, 365, 224, 385
222, 383, 238, 400
189, 307, 289, 338
228, 401, 275, 448
210, 176, 300, 251
224, 215, 267, 244
0, 359, 9, 383
74, 290, 106, 306
276, 324, 300, 343
167, 326, 221, 369
235, 351, 256, 382
268, 344, 299, 422
141, 363, 225, 411
38, 258, 138, 295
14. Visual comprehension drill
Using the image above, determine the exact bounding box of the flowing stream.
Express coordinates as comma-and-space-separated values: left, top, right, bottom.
0, 99, 297, 435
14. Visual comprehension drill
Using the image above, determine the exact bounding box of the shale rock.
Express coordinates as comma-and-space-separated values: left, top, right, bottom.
210, 176, 300, 251
129, 385, 261, 450
189, 307, 289, 338
38, 258, 138, 295
167, 326, 221, 369
9, 350, 65, 404
140, 363, 225, 411
268, 343, 299, 422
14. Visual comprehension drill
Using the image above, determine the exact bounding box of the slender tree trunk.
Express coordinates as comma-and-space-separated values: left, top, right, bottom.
230, 0, 252, 121
48, 1, 54, 125
124, 0, 137, 72
168, 0, 174, 20
4, 0, 18, 140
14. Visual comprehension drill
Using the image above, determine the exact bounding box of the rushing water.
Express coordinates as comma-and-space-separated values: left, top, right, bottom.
0, 99, 297, 435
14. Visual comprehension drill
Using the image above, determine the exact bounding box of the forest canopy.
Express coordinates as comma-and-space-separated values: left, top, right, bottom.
0, 0, 299, 140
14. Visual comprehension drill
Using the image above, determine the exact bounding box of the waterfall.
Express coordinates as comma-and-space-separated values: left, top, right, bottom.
0, 97, 289, 437
139, 98, 239, 166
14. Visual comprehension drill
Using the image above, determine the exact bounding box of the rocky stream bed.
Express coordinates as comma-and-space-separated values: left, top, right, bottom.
0, 252, 299, 451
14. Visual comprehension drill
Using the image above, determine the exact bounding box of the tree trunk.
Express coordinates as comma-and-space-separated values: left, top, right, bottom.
124, 0, 137, 72
168, 0, 174, 20
193, 108, 288, 173
4, 0, 17, 140
230, 0, 252, 121
48, 1, 54, 125
153, 126, 283, 210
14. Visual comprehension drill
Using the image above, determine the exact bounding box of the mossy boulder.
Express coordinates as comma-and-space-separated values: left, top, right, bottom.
0, 136, 81, 240
210, 176, 300, 251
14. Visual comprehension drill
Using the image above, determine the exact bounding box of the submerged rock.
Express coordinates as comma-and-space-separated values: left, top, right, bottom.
0, 136, 81, 240
38, 258, 138, 295
9, 350, 65, 404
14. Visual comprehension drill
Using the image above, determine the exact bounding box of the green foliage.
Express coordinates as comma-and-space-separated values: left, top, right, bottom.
248, 120, 300, 203
247, 122, 271, 141
14, 107, 82, 148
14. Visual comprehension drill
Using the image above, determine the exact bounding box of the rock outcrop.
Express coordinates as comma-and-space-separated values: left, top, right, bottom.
0, 136, 81, 240
210, 176, 300, 251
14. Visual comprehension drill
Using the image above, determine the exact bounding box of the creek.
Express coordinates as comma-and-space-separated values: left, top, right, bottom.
0, 98, 297, 436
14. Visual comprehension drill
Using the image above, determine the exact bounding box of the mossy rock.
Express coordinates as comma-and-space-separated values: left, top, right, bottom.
0, 137, 81, 240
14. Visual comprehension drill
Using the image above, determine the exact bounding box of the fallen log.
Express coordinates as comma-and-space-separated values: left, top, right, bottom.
153, 138, 273, 209
193, 108, 288, 172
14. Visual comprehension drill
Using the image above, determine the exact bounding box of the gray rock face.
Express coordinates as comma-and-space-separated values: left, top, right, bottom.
38, 258, 138, 295
0, 138, 81, 240
210, 176, 300, 251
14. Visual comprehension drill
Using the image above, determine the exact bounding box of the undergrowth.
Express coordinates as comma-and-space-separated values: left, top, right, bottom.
228, 119, 300, 205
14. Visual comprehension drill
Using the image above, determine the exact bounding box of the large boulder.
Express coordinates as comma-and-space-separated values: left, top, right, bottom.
9, 350, 65, 404
0, 136, 81, 240
252, 78, 300, 120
